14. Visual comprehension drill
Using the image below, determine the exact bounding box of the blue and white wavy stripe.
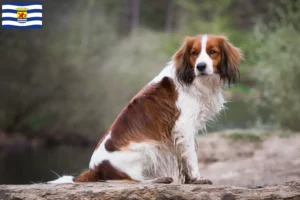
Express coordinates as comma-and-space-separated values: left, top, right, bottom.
2, 3, 42, 29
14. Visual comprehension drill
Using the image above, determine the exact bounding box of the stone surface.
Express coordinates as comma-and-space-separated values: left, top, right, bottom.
0, 181, 300, 200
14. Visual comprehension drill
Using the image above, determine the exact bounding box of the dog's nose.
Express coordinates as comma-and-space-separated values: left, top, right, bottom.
196, 63, 206, 72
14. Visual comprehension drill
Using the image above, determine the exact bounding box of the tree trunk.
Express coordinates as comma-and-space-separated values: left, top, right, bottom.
175, 2, 186, 33
81, 0, 95, 52
131, 0, 140, 33
165, 0, 175, 32
0, 181, 299, 200
120, 0, 132, 36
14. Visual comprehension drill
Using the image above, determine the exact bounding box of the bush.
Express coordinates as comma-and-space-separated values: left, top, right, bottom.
99, 30, 170, 127
251, 2, 300, 130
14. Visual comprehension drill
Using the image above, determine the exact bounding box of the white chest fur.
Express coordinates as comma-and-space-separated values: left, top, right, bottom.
175, 79, 225, 133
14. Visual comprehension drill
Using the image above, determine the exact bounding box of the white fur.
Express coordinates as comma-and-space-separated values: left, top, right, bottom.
150, 62, 174, 84
128, 141, 179, 182
195, 34, 214, 76
88, 130, 179, 182
47, 175, 74, 184
89, 131, 144, 181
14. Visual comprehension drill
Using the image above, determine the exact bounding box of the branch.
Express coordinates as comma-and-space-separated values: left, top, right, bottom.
0, 181, 299, 200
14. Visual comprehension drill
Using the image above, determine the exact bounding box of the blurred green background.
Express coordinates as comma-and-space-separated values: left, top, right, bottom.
0, 0, 299, 184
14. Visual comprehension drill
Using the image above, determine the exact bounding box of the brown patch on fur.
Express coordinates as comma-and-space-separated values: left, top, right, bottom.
100, 77, 179, 152
210, 35, 243, 85
74, 160, 133, 182
206, 36, 223, 71
173, 36, 198, 85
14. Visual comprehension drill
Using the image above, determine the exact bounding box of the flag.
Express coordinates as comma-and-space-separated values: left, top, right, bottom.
2, 2, 42, 29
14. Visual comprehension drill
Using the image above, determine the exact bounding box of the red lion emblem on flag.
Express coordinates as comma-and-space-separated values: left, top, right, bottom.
17, 12, 27, 19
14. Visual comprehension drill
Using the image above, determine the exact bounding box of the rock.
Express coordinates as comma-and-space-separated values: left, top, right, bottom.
0, 181, 299, 200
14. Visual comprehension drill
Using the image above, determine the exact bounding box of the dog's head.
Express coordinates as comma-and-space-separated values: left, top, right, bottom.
173, 34, 243, 86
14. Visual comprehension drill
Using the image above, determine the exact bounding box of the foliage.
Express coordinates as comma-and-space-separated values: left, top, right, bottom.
0, 0, 299, 136
250, 1, 300, 131
99, 30, 170, 127
228, 132, 261, 143
0, 0, 117, 135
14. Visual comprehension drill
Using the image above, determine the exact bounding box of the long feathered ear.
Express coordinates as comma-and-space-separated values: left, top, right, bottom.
220, 37, 243, 86
173, 37, 195, 86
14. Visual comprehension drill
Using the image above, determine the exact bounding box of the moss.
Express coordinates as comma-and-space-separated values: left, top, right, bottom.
229, 132, 262, 143
279, 131, 296, 138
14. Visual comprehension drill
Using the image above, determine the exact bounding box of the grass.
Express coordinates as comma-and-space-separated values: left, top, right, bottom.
228, 132, 262, 143
278, 131, 297, 138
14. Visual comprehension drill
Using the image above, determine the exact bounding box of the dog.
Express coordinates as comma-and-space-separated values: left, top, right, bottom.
49, 34, 243, 184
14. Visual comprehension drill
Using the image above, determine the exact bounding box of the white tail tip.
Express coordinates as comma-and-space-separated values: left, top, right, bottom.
47, 176, 75, 184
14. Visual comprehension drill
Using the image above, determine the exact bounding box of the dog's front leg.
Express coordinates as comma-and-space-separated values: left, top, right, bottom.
175, 130, 212, 184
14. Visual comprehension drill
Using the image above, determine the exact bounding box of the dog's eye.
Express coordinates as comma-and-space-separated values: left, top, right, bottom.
209, 50, 217, 55
191, 51, 198, 56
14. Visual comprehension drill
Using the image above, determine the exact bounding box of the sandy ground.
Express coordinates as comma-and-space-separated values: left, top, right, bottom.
196, 131, 300, 188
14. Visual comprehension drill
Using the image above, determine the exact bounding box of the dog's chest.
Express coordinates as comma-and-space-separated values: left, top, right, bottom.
174, 88, 224, 132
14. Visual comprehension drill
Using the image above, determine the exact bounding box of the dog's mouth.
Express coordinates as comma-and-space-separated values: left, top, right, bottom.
195, 72, 219, 78
195, 70, 217, 77
198, 72, 213, 76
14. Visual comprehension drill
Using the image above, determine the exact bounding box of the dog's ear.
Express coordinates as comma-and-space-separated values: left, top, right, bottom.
173, 37, 195, 85
220, 37, 243, 86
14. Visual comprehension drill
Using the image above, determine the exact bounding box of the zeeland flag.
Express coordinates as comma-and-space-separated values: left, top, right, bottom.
2, 2, 42, 29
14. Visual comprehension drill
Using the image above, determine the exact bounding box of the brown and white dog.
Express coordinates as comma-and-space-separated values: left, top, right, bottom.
49, 34, 242, 184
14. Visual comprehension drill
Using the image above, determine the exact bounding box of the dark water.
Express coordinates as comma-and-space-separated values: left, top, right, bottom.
0, 146, 94, 184
0, 100, 257, 184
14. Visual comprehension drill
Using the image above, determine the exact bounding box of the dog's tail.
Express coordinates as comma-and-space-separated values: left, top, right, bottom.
47, 175, 75, 184
48, 160, 136, 183
47, 169, 102, 184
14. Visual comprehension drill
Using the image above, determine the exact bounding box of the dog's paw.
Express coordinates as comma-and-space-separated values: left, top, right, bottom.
187, 177, 212, 185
